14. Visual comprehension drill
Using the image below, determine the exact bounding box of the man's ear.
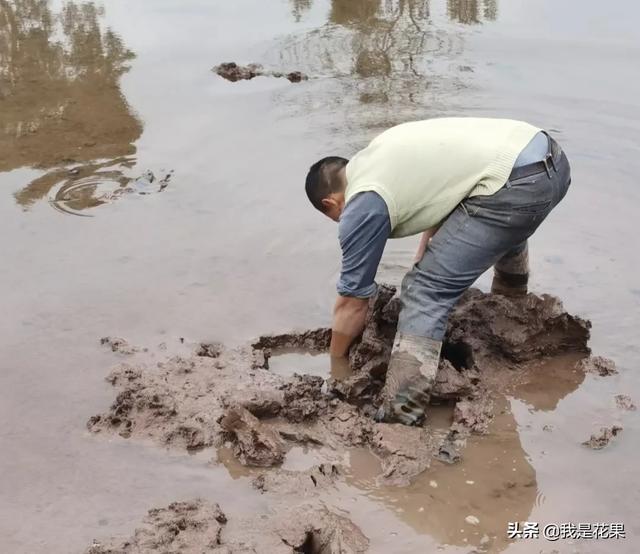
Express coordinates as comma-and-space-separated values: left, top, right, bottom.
321, 197, 336, 211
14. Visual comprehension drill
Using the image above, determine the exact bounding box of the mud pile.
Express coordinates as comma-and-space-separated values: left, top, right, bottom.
89, 285, 602, 483
88, 285, 616, 551
86, 499, 369, 553
212, 62, 308, 83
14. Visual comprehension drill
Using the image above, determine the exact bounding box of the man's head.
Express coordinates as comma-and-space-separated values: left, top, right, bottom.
305, 156, 349, 221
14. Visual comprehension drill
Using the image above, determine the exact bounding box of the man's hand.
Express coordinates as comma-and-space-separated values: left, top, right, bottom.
330, 355, 352, 380
413, 226, 440, 264
330, 295, 369, 357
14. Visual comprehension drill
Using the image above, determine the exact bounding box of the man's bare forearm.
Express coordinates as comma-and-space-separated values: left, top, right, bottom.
330, 295, 369, 357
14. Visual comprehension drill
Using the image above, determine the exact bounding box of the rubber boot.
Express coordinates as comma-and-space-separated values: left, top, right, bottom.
375, 334, 442, 426
491, 246, 529, 297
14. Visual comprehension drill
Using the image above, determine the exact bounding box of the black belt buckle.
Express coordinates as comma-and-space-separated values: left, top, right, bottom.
543, 157, 552, 178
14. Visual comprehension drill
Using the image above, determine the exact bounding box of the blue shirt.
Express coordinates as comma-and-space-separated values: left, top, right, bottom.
336, 132, 549, 298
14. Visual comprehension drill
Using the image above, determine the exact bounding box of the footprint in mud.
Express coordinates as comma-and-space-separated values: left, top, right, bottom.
48, 164, 173, 217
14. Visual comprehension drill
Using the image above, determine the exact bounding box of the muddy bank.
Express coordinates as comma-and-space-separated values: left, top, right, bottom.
86, 285, 619, 551
213, 62, 308, 83
89, 286, 605, 484
87, 498, 368, 553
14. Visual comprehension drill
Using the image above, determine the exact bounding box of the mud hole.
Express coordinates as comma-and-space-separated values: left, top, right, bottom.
88, 285, 617, 551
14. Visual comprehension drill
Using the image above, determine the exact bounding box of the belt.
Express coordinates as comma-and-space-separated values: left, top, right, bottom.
508, 133, 562, 181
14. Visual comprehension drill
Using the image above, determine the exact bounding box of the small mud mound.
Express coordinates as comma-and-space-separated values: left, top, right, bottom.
582, 425, 623, 450
86, 499, 368, 554
579, 355, 617, 376
219, 406, 286, 467
87, 500, 227, 553
446, 288, 591, 363
213, 62, 308, 83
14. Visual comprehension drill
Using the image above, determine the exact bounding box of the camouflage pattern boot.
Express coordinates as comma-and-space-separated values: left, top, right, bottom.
491, 245, 529, 297
375, 334, 442, 426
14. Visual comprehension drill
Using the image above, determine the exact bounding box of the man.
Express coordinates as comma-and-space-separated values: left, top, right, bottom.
305, 118, 571, 426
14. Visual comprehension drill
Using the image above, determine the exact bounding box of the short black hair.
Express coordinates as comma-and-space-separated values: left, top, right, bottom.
305, 156, 349, 212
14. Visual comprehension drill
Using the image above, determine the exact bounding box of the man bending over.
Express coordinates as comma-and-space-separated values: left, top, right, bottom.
304, 117, 571, 426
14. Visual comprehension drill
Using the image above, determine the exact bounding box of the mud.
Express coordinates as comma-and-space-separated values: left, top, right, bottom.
578, 355, 618, 376
86, 498, 368, 554
219, 406, 286, 467
582, 426, 623, 450
100, 337, 142, 356
615, 394, 636, 411
90, 286, 597, 472
88, 285, 614, 549
252, 463, 341, 495
213, 62, 308, 83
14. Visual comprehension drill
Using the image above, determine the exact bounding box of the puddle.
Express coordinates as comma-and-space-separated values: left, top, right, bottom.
344, 396, 536, 550
267, 350, 331, 378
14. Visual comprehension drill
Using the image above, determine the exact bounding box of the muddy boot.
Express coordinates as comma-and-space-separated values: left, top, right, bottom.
375, 334, 442, 426
491, 246, 529, 297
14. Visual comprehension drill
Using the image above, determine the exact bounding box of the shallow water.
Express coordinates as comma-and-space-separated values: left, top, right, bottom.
1, 0, 639, 552
268, 350, 332, 378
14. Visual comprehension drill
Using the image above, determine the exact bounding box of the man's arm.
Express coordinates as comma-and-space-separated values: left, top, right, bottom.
331, 191, 391, 357
330, 295, 369, 357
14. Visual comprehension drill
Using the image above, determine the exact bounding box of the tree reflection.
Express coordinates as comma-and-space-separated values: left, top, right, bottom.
290, 0, 312, 22
0, 0, 142, 209
447, 0, 497, 24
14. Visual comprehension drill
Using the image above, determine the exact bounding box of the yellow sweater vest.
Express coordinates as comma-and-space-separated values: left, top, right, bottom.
344, 118, 541, 238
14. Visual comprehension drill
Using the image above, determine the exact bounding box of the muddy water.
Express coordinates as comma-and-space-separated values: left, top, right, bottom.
1, 0, 639, 553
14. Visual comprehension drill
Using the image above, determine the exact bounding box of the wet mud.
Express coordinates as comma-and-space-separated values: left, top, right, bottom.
86, 498, 368, 554
87, 285, 619, 550
582, 425, 623, 450
213, 62, 308, 83
89, 285, 605, 466
615, 394, 636, 411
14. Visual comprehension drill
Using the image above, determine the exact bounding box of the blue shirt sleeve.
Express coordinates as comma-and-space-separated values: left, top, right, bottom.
337, 191, 391, 298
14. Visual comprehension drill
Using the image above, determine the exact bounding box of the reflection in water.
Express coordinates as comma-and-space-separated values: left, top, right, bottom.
290, 0, 312, 22
448, 0, 497, 25
278, 0, 496, 133
0, 0, 142, 210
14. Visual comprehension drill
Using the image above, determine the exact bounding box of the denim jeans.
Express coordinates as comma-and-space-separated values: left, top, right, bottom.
397, 142, 571, 341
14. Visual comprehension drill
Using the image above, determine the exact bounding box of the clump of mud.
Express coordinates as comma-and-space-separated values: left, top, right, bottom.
90, 285, 602, 487
579, 355, 617, 376
212, 62, 308, 83
582, 425, 623, 450
100, 337, 142, 355
86, 498, 369, 553
615, 394, 636, 411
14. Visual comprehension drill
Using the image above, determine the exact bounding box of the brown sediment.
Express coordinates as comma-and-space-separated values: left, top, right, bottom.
252, 463, 341, 494
87, 284, 615, 550
212, 62, 309, 83
89, 285, 598, 483
219, 406, 286, 467
100, 337, 141, 355
578, 355, 618, 376
86, 498, 369, 553
615, 394, 636, 411
582, 426, 623, 449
